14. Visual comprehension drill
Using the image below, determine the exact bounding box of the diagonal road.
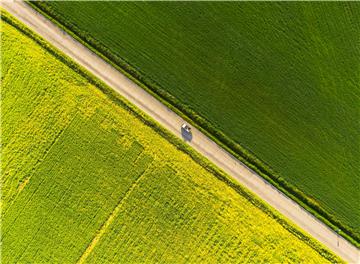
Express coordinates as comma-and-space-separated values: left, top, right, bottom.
2, 1, 359, 262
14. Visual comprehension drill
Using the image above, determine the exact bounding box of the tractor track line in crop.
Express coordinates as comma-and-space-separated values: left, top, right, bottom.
76, 167, 151, 264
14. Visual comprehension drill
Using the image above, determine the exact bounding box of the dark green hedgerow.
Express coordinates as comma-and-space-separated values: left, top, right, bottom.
24, 1, 360, 248
1, 11, 344, 262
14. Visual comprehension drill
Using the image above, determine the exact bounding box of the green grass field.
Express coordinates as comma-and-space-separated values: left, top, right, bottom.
35, 2, 360, 239
1, 12, 340, 263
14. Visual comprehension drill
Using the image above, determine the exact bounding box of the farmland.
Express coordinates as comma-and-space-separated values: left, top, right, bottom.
34, 2, 360, 240
1, 12, 340, 263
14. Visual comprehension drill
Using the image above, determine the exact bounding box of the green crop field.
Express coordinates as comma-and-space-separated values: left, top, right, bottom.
1, 12, 340, 263
34, 2, 360, 241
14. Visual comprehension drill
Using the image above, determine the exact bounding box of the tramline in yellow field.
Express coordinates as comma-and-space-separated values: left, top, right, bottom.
1, 11, 340, 263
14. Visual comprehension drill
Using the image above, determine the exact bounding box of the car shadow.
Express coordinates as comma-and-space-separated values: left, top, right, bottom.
181, 127, 193, 142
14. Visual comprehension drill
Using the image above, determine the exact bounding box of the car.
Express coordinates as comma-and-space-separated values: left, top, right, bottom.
181, 123, 191, 133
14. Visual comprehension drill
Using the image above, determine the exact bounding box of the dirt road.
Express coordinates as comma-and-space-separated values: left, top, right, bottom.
2, 1, 359, 262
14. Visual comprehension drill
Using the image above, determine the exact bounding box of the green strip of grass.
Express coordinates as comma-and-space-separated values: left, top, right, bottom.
26, 1, 360, 247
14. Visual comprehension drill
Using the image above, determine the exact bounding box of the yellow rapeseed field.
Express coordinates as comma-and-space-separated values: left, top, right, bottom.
1, 11, 341, 263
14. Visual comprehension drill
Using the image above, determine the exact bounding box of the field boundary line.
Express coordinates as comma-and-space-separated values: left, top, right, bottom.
2, 111, 79, 216
14, 178, 77, 263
